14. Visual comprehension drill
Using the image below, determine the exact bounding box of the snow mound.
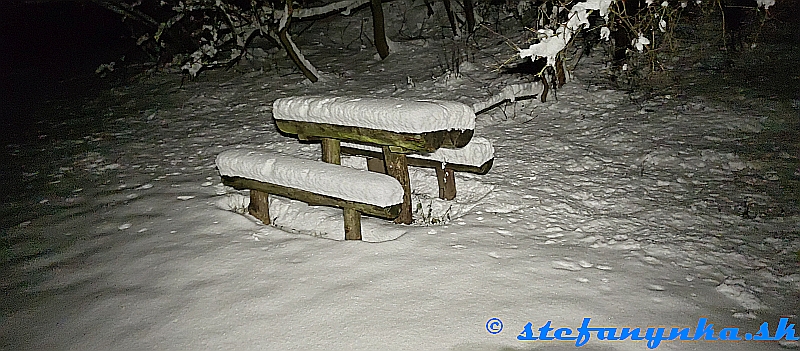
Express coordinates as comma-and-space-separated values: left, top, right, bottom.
272, 96, 475, 133
216, 149, 403, 207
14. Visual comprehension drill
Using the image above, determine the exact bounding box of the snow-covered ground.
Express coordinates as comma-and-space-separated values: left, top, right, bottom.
2, 2, 799, 350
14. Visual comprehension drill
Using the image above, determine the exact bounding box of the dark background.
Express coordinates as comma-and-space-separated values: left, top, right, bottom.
0, 1, 135, 141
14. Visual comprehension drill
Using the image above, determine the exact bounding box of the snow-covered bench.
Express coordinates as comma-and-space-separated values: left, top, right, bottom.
216, 149, 404, 240
272, 96, 478, 224
341, 137, 494, 200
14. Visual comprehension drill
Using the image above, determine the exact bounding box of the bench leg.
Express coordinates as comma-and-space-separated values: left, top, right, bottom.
435, 166, 457, 200
383, 147, 413, 224
249, 189, 271, 225
343, 208, 362, 240
366, 157, 386, 173
321, 138, 341, 165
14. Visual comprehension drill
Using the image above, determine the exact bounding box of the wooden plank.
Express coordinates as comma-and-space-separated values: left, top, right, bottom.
340, 145, 494, 175
275, 120, 471, 152
342, 145, 384, 161
321, 138, 341, 164
447, 158, 494, 175
249, 189, 271, 224
343, 207, 362, 240
222, 176, 401, 219
383, 146, 413, 224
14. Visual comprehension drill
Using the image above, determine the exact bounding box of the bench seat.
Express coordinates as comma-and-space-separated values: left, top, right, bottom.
216, 149, 404, 239
341, 137, 495, 200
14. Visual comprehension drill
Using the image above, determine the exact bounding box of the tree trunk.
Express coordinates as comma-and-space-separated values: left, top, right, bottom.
463, 0, 475, 34
442, 0, 460, 37
278, 0, 320, 82
370, 0, 390, 59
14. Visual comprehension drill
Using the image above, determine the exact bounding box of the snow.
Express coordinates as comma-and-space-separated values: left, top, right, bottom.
342, 136, 495, 167
521, 0, 614, 67
2, 2, 799, 351
272, 96, 476, 133
216, 149, 404, 207
756, 0, 775, 9
518, 28, 568, 67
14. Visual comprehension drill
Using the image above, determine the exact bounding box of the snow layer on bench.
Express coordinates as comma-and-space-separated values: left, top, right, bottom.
343, 136, 494, 167
216, 149, 403, 208
272, 96, 475, 133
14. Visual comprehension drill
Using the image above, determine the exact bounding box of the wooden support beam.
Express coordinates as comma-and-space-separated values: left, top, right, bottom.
222, 176, 402, 219
343, 208, 362, 240
435, 166, 456, 200
248, 189, 271, 224
383, 146, 413, 224
321, 138, 341, 164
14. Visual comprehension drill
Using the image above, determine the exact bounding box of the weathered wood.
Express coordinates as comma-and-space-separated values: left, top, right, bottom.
383, 146, 412, 224
369, 0, 390, 59
447, 158, 493, 175
340, 145, 494, 175
435, 166, 456, 200
341, 145, 493, 201
275, 120, 471, 152
321, 138, 341, 165
248, 189, 271, 224
443, 129, 473, 149
366, 157, 386, 173
343, 207, 362, 240
222, 176, 401, 219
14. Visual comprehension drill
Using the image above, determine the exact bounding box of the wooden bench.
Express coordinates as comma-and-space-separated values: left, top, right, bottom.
216, 149, 404, 240
272, 96, 477, 224
340, 136, 494, 200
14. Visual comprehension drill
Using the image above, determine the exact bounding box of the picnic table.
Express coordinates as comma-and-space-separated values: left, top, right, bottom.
272, 96, 477, 224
